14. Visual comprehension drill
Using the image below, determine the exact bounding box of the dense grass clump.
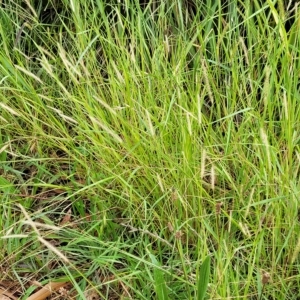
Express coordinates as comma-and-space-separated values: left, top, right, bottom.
0, 0, 300, 299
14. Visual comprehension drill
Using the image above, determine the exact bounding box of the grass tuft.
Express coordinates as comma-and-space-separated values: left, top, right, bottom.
0, 0, 300, 298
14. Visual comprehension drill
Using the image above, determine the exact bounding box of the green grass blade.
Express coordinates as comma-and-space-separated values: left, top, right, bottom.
149, 253, 169, 300
197, 256, 211, 300
0, 176, 16, 194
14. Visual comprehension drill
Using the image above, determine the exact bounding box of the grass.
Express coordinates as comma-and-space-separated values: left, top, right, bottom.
0, 0, 300, 299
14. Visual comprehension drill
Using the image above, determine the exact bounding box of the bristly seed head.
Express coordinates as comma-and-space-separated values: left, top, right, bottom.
171, 187, 178, 201
175, 230, 183, 240
216, 202, 223, 215
167, 222, 174, 232
262, 271, 270, 285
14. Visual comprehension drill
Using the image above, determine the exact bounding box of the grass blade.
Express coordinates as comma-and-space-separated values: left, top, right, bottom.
149, 253, 169, 300
197, 256, 211, 300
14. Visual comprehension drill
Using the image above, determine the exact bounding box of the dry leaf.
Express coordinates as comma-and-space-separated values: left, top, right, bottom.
84, 289, 100, 300
27, 282, 68, 300
60, 209, 72, 225
0, 287, 17, 300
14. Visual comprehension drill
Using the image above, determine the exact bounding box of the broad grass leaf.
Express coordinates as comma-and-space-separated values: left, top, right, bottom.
197, 256, 211, 300
149, 253, 169, 300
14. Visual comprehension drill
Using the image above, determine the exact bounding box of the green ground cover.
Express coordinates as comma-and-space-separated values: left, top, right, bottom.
0, 0, 299, 299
